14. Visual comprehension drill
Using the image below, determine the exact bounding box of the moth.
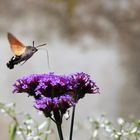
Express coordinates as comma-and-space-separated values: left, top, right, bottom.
7, 33, 46, 69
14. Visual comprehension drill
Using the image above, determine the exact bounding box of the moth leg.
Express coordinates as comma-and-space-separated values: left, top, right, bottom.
20, 60, 28, 66
6, 56, 17, 69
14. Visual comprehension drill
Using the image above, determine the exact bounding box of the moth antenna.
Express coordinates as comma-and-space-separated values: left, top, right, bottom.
33, 41, 35, 47
36, 43, 47, 48
36, 48, 44, 50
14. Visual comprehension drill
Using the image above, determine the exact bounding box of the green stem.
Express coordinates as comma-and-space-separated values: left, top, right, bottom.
13, 117, 26, 140
56, 123, 64, 140
69, 105, 76, 140
4, 109, 26, 140
52, 109, 63, 140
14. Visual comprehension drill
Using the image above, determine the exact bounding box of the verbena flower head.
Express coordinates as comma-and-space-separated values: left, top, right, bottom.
13, 73, 72, 99
70, 72, 99, 100
35, 95, 74, 118
13, 72, 99, 120
13, 74, 41, 97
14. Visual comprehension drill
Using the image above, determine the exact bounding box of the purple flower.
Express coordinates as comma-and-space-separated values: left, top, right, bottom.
13, 72, 99, 120
13, 73, 71, 99
35, 95, 74, 118
69, 72, 99, 100
13, 74, 41, 98
35, 73, 71, 97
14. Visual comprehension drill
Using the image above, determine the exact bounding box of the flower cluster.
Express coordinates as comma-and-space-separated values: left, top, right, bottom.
70, 72, 99, 99
13, 73, 72, 98
13, 72, 99, 121
35, 95, 73, 118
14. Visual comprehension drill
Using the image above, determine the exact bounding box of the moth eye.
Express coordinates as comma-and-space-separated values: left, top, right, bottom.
32, 48, 37, 52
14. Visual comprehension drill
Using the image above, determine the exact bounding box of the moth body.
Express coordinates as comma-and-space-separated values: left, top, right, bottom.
7, 46, 38, 69
6, 33, 45, 69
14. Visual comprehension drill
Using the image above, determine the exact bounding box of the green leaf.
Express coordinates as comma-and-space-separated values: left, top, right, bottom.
9, 123, 17, 140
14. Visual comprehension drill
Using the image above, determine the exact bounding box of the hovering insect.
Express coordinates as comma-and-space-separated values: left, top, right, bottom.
7, 33, 46, 69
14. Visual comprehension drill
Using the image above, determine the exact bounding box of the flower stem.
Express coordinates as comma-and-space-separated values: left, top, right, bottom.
4, 109, 26, 140
56, 123, 64, 140
69, 105, 76, 140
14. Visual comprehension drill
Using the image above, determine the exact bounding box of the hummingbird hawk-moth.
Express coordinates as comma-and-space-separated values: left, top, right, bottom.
7, 33, 46, 69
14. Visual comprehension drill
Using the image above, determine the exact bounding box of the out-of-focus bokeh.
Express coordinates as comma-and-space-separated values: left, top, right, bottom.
0, 0, 140, 139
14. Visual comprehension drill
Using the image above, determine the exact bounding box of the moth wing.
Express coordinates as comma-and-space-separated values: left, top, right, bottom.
7, 33, 26, 56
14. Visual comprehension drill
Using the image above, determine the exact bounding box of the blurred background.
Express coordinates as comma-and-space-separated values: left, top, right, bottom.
0, 0, 140, 139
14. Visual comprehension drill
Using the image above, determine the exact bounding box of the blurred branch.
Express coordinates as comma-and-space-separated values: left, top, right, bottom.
0, 102, 52, 140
